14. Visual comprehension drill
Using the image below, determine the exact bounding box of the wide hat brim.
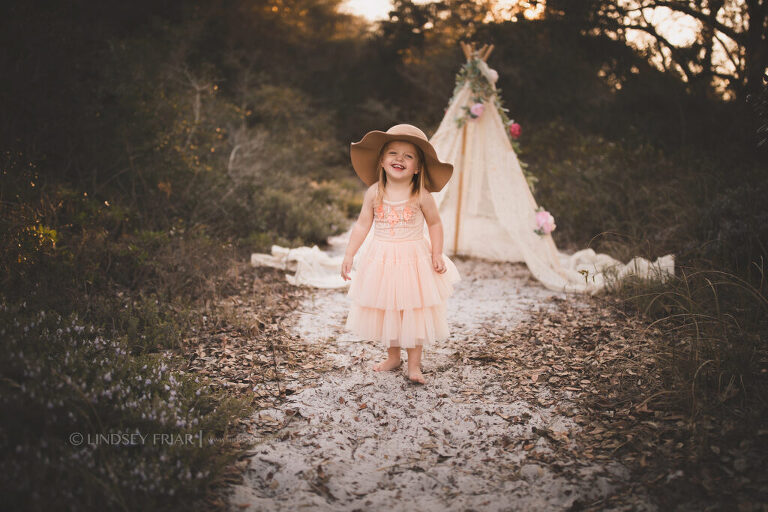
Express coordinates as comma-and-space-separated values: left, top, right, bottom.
350, 124, 453, 193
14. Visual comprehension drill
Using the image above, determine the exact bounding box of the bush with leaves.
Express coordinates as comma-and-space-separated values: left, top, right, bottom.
0, 301, 251, 511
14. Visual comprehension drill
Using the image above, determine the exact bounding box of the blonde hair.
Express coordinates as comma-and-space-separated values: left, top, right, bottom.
374, 140, 429, 206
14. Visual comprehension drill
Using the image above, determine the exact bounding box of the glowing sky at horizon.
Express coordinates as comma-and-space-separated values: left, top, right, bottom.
339, 0, 529, 21
339, 0, 393, 20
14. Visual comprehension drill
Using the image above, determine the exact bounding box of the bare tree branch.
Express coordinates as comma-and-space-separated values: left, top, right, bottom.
638, 0, 744, 43
622, 23, 696, 83
183, 67, 210, 148
713, 30, 744, 75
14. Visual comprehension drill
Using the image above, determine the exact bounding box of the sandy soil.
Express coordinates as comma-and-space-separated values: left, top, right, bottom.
227, 259, 657, 511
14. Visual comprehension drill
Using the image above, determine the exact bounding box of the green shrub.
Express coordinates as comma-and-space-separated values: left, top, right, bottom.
694, 181, 768, 280
0, 301, 251, 512
526, 121, 693, 257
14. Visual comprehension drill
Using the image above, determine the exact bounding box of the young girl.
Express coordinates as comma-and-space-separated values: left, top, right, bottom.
341, 124, 460, 384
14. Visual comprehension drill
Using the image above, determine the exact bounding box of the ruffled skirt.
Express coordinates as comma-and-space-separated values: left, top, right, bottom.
345, 237, 460, 348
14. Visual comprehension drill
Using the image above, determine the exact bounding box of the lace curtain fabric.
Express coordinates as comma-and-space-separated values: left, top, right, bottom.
430, 80, 674, 293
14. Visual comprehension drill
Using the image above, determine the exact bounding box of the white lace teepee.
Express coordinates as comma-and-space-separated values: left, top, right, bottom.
431, 42, 673, 293
251, 43, 674, 292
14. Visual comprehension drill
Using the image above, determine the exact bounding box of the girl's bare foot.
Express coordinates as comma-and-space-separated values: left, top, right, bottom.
373, 357, 401, 372
374, 347, 401, 372
407, 365, 426, 384
405, 345, 425, 384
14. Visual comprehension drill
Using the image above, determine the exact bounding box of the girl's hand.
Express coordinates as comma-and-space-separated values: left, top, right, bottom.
341, 256, 353, 281
432, 253, 446, 274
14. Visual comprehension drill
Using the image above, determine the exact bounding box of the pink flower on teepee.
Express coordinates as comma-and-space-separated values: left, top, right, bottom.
535, 209, 556, 235
508, 122, 522, 139
469, 103, 485, 118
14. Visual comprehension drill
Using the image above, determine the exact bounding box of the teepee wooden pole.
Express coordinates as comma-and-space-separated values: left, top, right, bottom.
482, 44, 494, 61
460, 41, 471, 60
453, 122, 468, 255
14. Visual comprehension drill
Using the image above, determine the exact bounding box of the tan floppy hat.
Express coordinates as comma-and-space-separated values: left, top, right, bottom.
350, 124, 454, 192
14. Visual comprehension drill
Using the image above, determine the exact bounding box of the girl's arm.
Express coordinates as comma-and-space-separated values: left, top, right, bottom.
420, 190, 447, 274
341, 185, 376, 281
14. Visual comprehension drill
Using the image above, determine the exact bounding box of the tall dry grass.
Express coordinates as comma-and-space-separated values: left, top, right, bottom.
611, 265, 768, 428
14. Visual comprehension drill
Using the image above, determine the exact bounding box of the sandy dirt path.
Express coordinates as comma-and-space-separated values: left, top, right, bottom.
227, 259, 656, 511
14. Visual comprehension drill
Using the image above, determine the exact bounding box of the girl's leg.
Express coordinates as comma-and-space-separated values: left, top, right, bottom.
405, 345, 425, 384
373, 346, 401, 372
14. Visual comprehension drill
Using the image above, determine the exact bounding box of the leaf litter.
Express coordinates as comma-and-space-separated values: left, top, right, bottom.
170, 244, 768, 511
224, 259, 663, 511
186, 257, 764, 511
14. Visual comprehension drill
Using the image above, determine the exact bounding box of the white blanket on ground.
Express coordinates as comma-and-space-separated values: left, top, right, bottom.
251, 229, 674, 291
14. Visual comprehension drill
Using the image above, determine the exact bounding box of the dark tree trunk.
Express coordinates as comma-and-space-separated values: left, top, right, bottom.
698, 0, 725, 97
743, 0, 768, 100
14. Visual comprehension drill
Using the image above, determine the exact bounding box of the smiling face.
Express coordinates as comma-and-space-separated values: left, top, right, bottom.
379, 141, 420, 184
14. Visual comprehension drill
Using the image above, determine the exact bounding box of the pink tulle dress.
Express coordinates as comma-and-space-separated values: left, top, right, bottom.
345, 194, 461, 349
